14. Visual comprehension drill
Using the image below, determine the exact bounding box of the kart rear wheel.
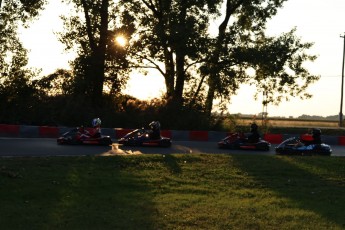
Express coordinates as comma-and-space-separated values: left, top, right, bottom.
100, 138, 112, 146
262, 144, 270, 151
57, 139, 64, 145
160, 139, 172, 147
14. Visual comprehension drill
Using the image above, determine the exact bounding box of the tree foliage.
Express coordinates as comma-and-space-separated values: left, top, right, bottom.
198, 0, 318, 117
121, 0, 223, 108
113, 0, 319, 120
58, 0, 135, 105
247, 29, 319, 104
0, 0, 46, 123
1, 0, 46, 77
1, 0, 321, 128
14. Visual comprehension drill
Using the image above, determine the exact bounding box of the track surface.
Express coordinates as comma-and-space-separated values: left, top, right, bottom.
1, 138, 345, 157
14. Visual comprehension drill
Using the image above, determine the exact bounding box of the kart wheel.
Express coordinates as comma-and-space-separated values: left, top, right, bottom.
57, 139, 64, 145
258, 144, 270, 151
301, 152, 311, 156
160, 139, 171, 147
72, 138, 82, 145
101, 138, 112, 146
163, 141, 172, 147
127, 139, 138, 146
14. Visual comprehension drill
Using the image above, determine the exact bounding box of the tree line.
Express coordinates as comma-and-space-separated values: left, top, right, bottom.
0, 0, 319, 130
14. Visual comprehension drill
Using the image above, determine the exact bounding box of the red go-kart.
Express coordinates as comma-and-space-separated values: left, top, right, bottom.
57, 128, 112, 146
118, 128, 171, 147
218, 133, 270, 151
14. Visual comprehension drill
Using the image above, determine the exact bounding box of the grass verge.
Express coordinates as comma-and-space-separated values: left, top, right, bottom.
1, 154, 345, 229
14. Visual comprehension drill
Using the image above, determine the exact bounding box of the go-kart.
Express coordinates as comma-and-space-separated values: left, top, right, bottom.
218, 133, 271, 151
57, 128, 112, 146
118, 128, 171, 147
275, 136, 332, 156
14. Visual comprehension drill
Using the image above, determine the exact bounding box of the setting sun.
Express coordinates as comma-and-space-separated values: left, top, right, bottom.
115, 35, 127, 47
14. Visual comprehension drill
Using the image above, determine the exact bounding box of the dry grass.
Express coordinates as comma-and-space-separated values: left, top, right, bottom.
236, 117, 338, 128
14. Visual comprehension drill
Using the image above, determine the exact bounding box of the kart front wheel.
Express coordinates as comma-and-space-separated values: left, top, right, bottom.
161, 140, 172, 147
100, 138, 112, 146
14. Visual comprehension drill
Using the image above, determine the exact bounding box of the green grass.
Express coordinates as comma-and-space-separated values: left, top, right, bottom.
1, 154, 345, 230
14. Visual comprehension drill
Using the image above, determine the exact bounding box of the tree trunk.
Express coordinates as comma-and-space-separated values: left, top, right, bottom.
205, 0, 241, 117
173, 50, 185, 107
82, 0, 109, 105
189, 74, 207, 109
163, 46, 175, 99
93, 0, 108, 103
205, 75, 216, 117
170, 2, 187, 109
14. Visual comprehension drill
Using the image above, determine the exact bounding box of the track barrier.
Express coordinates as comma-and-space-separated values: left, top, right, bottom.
0, 124, 20, 137
263, 134, 283, 144
0, 124, 344, 145
189, 131, 208, 141
39, 126, 59, 138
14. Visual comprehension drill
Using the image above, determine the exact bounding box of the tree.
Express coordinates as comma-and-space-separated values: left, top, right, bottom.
122, 0, 319, 120
54, 0, 319, 126
0, 0, 46, 123
1, 0, 46, 78
0, 0, 46, 67
34, 69, 74, 96
58, 0, 135, 106
0, 0, 46, 23
246, 29, 319, 105
202, 0, 318, 117
122, 0, 223, 109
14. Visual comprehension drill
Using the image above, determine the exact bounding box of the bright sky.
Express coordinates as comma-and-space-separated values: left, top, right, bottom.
19, 0, 345, 118
220, 0, 345, 117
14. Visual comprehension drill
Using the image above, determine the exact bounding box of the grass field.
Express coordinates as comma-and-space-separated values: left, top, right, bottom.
234, 117, 339, 128
1, 154, 345, 229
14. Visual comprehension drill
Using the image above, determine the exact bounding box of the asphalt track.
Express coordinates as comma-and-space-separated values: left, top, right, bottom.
1, 138, 345, 157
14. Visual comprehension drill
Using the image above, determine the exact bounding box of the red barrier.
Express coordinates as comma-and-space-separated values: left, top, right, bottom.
115, 128, 133, 139
338, 136, 345, 146
264, 133, 283, 144
39, 126, 59, 138
189, 130, 208, 141
161, 130, 172, 138
0, 124, 20, 136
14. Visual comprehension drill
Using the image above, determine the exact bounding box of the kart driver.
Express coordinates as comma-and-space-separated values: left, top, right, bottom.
301, 128, 322, 145
90, 118, 102, 138
247, 123, 260, 143
77, 126, 90, 140
312, 128, 322, 144
149, 121, 161, 140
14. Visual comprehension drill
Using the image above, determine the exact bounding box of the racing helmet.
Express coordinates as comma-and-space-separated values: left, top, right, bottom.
149, 121, 160, 131
92, 118, 101, 127
250, 123, 258, 132
312, 128, 321, 136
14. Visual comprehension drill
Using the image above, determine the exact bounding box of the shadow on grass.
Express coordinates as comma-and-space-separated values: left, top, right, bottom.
0, 156, 158, 230
231, 155, 345, 227
162, 154, 182, 174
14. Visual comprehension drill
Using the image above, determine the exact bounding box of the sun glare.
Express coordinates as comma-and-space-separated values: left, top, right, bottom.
115, 35, 127, 47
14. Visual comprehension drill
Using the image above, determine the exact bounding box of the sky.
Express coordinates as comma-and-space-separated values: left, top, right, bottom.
18, 0, 345, 118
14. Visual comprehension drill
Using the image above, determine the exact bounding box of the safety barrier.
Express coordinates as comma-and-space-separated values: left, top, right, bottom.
263, 134, 283, 144
0, 124, 20, 137
0, 124, 344, 145
338, 136, 345, 146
